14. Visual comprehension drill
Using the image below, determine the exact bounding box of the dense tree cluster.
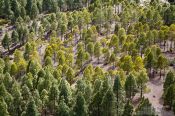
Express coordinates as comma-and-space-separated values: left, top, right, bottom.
0, 0, 174, 115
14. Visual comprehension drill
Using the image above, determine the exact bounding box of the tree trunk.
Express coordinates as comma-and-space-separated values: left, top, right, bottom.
113, 62, 115, 69
170, 40, 173, 52
140, 49, 143, 58
164, 40, 166, 52
163, 67, 166, 80
8, 46, 10, 53
140, 85, 143, 98
149, 67, 152, 77
61, 34, 63, 41
79, 27, 82, 40
160, 69, 161, 79
86, 1, 88, 7
35, 76, 40, 89
116, 90, 119, 116
153, 69, 155, 78
118, 4, 120, 14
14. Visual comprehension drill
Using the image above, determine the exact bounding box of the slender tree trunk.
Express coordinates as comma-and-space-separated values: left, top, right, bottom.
164, 40, 166, 51
118, 4, 120, 14
160, 69, 161, 79
113, 62, 115, 69
61, 33, 63, 41
8, 45, 10, 53
116, 90, 119, 116
44, 108, 47, 116
153, 69, 155, 78
149, 67, 152, 77
140, 49, 143, 58
170, 39, 173, 52
79, 27, 82, 40
140, 85, 143, 98
35, 76, 40, 89
54, 52, 56, 63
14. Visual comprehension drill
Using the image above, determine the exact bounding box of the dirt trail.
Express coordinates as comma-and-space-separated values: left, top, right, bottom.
144, 76, 174, 116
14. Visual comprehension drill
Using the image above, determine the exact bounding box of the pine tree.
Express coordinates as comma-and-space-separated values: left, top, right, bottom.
157, 55, 168, 79
66, 68, 75, 85
56, 97, 70, 116
2, 33, 11, 52
135, 98, 156, 116
0, 0, 3, 16
25, 99, 39, 116
164, 71, 175, 92
113, 75, 125, 115
30, 3, 39, 19
25, 0, 33, 16
3, 73, 12, 91
120, 55, 134, 74
73, 92, 87, 116
44, 56, 53, 66
75, 79, 86, 94
94, 42, 101, 64
3, 0, 13, 19
164, 84, 175, 108
86, 42, 94, 60
101, 88, 115, 116
11, 0, 20, 18
0, 97, 9, 116
125, 74, 137, 99
11, 30, 19, 45
10, 63, 18, 77
0, 83, 12, 103
109, 53, 116, 68
137, 71, 149, 98
59, 79, 71, 104
11, 82, 22, 116
21, 7, 26, 19
89, 91, 103, 116
173, 101, 175, 115
145, 51, 156, 77
122, 100, 133, 116
48, 84, 59, 114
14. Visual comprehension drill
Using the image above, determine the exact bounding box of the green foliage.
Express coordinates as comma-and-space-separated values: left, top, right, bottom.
25, 99, 39, 116
122, 101, 133, 116
120, 55, 134, 73
164, 71, 175, 91
125, 74, 137, 99
56, 97, 70, 116
135, 98, 156, 116
0, 0, 174, 115
0, 97, 9, 116
101, 88, 116, 116
73, 92, 87, 116
2, 33, 11, 51
164, 84, 175, 108
137, 71, 149, 98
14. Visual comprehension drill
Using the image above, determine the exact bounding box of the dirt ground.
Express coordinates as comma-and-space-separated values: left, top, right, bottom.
144, 75, 174, 116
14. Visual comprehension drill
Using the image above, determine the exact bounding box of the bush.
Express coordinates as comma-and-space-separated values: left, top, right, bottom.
0, 19, 9, 25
